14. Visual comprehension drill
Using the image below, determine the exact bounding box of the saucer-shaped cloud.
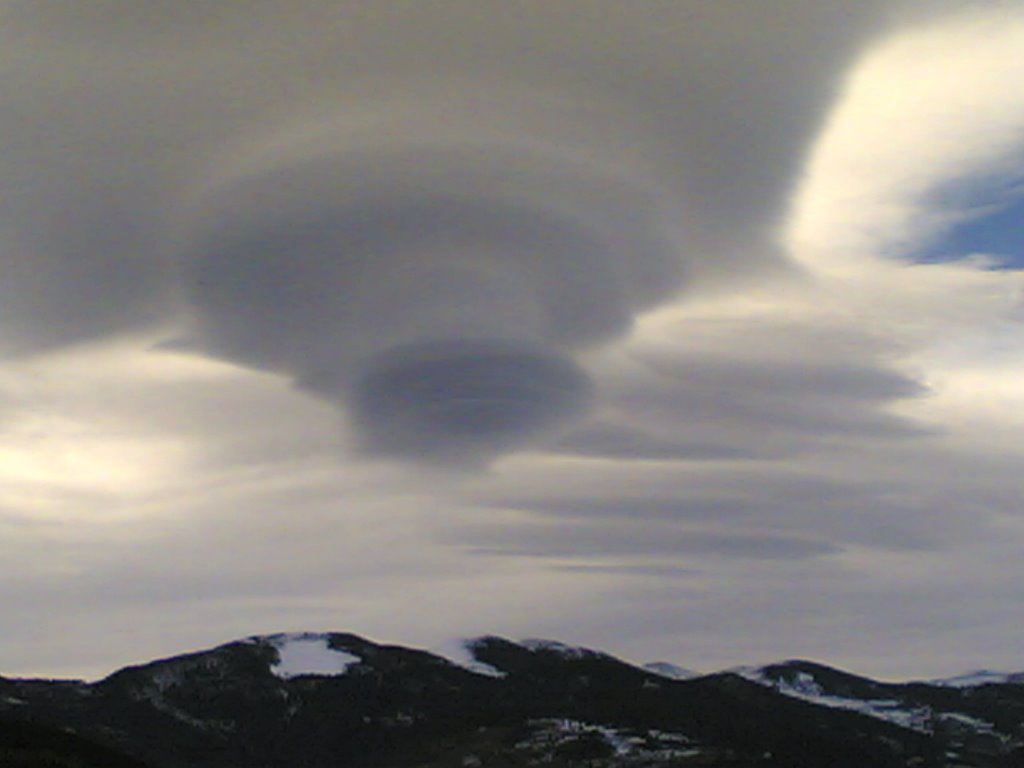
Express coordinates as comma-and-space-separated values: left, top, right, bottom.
351, 339, 590, 461
0, 0, 904, 463
178, 124, 683, 460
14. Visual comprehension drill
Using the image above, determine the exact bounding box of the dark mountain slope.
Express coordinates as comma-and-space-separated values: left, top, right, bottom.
0, 715, 151, 767
0, 633, 1020, 767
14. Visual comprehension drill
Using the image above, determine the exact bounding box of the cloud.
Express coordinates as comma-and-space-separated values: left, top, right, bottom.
0, 0, 900, 460
540, 298, 935, 470
457, 520, 841, 561
452, 449, 980, 566
5, 0, 1024, 684
552, 421, 757, 462
787, 5, 1024, 272
348, 339, 591, 462
177, 147, 671, 459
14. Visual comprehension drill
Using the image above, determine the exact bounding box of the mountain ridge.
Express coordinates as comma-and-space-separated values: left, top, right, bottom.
2, 631, 1023, 767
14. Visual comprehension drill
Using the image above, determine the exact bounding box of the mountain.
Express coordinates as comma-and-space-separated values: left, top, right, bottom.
1, 632, 1023, 767
0, 715, 151, 767
642, 661, 699, 681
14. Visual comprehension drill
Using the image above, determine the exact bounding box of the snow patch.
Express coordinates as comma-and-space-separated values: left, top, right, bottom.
517, 719, 703, 762
727, 665, 762, 681
643, 662, 697, 681
750, 669, 933, 733
269, 633, 360, 679
929, 670, 1022, 688
432, 638, 506, 678
937, 711, 998, 734
520, 639, 590, 659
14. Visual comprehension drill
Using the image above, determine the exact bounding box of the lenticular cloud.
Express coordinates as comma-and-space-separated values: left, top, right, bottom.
0, 2, 895, 462
177, 90, 687, 461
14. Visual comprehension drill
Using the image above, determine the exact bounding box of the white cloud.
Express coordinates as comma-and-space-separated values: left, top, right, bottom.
788, 7, 1024, 271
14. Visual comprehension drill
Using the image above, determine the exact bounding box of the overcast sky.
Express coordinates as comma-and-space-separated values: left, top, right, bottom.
2, 0, 1024, 682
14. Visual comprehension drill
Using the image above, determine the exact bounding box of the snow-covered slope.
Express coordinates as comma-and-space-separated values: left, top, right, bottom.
264, 633, 361, 679
642, 662, 698, 681
739, 665, 932, 732
929, 670, 1024, 688
518, 638, 595, 659
430, 638, 506, 678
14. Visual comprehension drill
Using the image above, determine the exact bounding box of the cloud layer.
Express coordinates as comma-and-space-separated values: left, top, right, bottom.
1, 1, 1024, 682
178, 133, 680, 458
0, 0, 899, 459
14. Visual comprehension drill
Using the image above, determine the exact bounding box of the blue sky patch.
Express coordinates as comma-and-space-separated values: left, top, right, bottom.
916, 178, 1024, 269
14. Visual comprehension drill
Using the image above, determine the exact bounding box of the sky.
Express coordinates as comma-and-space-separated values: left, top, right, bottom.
1, 0, 1024, 683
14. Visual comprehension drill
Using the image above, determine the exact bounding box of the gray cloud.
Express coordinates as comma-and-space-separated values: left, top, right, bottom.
621, 352, 929, 434
483, 493, 962, 561
454, 519, 840, 561
0, 0, 902, 459
553, 563, 698, 578
178, 149, 675, 459
548, 312, 935, 464
348, 339, 591, 462
5, 0, 1019, 684
485, 496, 752, 523
553, 420, 759, 462
457, 454, 990, 570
